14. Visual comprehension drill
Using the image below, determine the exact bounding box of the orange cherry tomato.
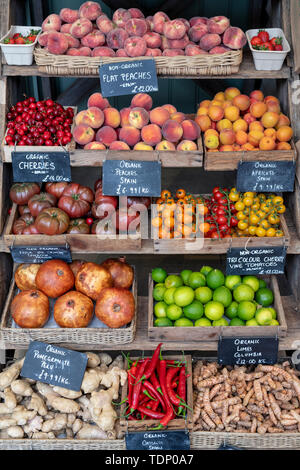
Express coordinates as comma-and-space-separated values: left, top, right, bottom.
176, 189, 186, 199
161, 189, 171, 200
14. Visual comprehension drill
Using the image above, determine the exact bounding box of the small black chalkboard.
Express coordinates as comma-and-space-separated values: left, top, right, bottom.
11, 245, 72, 264
226, 246, 286, 276
21, 341, 88, 391
236, 161, 295, 193
99, 59, 158, 98
126, 430, 190, 451
218, 336, 278, 366
12, 151, 71, 183
103, 159, 161, 197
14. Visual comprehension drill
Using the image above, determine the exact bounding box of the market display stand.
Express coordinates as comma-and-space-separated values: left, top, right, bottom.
1, 0, 300, 451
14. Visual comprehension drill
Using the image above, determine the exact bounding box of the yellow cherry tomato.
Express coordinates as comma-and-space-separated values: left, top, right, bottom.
248, 226, 257, 236
258, 194, 266, 202
229, 192, 240, 202
244, 192, 255, 199
251, 203, 260, 211
268, 214, 280, 225
273, 196, 284, 205
235, 201, 245, 211
236, 211, 247, 221
243, 197, 254, 207
266, 228, 276, 237
249, 213, 260, 225
255, 227, 266, 237
257, 210, 265, 219
275, 230, 284, 237
259, 219, 271, 230
261, 202, 272, 213
276, 204, 286, 214
253, 197, 260, 204
238, 221, 248, 231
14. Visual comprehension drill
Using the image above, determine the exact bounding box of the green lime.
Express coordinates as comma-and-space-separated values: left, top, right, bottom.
163, 287, 177, 306
213, 286, 232, 308
246, 319, 259, 326
225, 275, 242, 290
255, 308, 273, 325
154, 301, 168, 318
237, 301, 256, 321
173, 286, 195, 307
225, 301, 239, 319
200, 266, 213, 277
183, 300, 204, 321
152, 268, 167, 283
167, 304, 183, 321
188, 272, 206, 289
268, 307, 277, 319
153, 284, 167, 301
195, 318, 212, 326
195, 286, 213, 304
230, 317, 245, 326
242, 276, 260, 292
180, 269, 192, 286
255, 287, 274, 307
165, 274, 183, 289
174, 318, 194, 327
204, 301, 224, 321
213, 318, 229, 327
233, 284, 255, 302
206, 269, 225, 290
270, 319, 279, 326
154, 318, 173, 327
259, 279, 267, 289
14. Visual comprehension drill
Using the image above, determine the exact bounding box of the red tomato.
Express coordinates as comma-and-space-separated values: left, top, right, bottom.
258, 30, 270, 43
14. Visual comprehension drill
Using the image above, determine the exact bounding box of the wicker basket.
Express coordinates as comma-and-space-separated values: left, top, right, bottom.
34, 46, 243, 76
0, 438, 126, 450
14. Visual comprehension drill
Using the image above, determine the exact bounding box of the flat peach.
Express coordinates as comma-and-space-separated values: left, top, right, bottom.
79, 1, 102, 21
75, 107, 104, 129
60, 8, 79, 24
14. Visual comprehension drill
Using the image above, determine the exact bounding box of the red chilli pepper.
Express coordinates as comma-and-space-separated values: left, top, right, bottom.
130, 359, 150, 413
137, 405, 165, 420
157, 359, 174, 428
150, 371, 162, 395
143, 343, 163, 380
166, 366, 181, 406
127, 360, 138, 408
143, 380, 166, 411
177, 366, 187, 415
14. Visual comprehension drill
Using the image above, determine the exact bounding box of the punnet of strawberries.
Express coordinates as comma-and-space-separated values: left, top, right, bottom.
2, 29, 40, 45
250, 30, 283, 51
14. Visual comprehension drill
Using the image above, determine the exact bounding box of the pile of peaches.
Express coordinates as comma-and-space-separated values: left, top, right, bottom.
73, 92, 201, 152
196, 87, 293, 152
38, 1, 246, 58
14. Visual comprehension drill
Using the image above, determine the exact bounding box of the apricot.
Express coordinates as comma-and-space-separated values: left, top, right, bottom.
219, 145, 234, 152
265, 95, 280, 104
276, 126, 293, 142
181, 119, 200, 140
129, 107, 149, 129
95, 126, 117, 146
149, 107, 170, 127
248, 130, 264, 147
276, 114, 291, 129
225, 87, 241, 101
171, 112, 186, 123
250, 90, 264, 102
235, 130, 248, 146
131, 93, 153, 111
204, 129, 218, 138
233, 144, 241, 151
208, 105, 224, 122
219, 129, 236, 145
224, 105, 240, 122
214, 92, 225, 102
244, 113, 256, 125
84, 142, 106, 150
233, 94, 250, 112
261, 112, 280, 129
199, 100, 211, 108
266, 99, 281, 114
103, 107, 121, 128
222, 100, 233, 109
119, 126, 141, 147
232, 119, 248, 133
133, 142, 153, 151
195, 115, 211, 132
264, 128, 277, 138
177, 140, 198, 151
88, 92, 109, 110
250, 102, 267, 118
217, 119, 232, 132
277, 142, 292, 150
259, 137, 276, 151
197, 106, 209, 117
73, 124, 95, 145
155, 140, 176, 151
141, 124, 162, 146
249, 121, 264, 133
210, 100, 224, 108
162, 120, 183, 142
241, 143, 255, 151
204, 134, 219, 149
109, 141, 130, 150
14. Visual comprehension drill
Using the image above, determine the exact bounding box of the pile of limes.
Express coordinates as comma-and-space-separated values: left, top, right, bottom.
152, 267, 278, 327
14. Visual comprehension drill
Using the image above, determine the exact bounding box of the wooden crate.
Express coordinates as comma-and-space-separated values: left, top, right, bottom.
204, 140, 296, 171
0, 261, 137, 349
3, 203, 142, 253
119, 354, 193, 433
148, 274, 287, 342
1, 106, 77, 162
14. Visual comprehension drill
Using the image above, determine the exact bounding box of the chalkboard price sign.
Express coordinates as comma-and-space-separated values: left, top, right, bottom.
126, 430, 190, 451
103, 159, 161, 197
218, 336, 278, 366
99, 59, 158, 98
21, 341, 88, 391
11, 245, 72, 264
12, 151, 71, 183
226, 246, 286, 276
236, 160, 296, 193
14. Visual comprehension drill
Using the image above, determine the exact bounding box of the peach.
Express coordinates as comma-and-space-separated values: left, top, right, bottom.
162, 120, 183, 142
250, 90, 264, 102
220, 129, 235, 145
125, 18, 148, 37
129, 107, 149, 129
188, 24, 208, 42
133, 142, 153, 151
162, 104, 177, 115
79, 1, 102, 21
235, 130, 248, 146
70, 18, 93, 39
182, 119, 200, 140
208, 105, 224, 122
155, 140, 176, 151
103, 108, 121, 128
185, 44, 207, 56
276, 126, 293, 142
223, 26, 247, 49
141, 124, 162, 146
60, 24, 72, 33
163, 20, 186, 40
129, 8, 144, 19
81, 30, 105, 48
233, 94, 250, 112
96, 126, 117, 146
96, 15, 114, 34
119, 126, 141, 147
120, 107, 131, 126
145, 48, 162, 56
38, 31, 53, 47
73, 124, 95, 145
248, 130, 264, 147
190, 17, 208, 27
150, 107, 170, 127
42, 14, 61, 32
177, 140, 198, 151
225, 87, 241, 101
131, 93, 153, 111
259, 136, 276, 151
47, 32, 69, 55
261, 112, 280, 129
199, 33, 221, 51
143, 32, 161, 48
124, 36, 147, 56
84, 142, 106, 150
224, 105, 240, 122
244, 112, 256, 125
88, 92, 109, 110
113, 8, 132, 28
60, 8, 79, 23
207, 16, 230, 34
266, 99, 281, 114
75, 107, 104, 128
232, 119, 248, 132
167, 35, 189, 49
209, 46, 230, 54
276, 114, 291, 129
204, 133, 219, 149
91, 47, 115, 57
109, 141, 130, 150
162, 49, 185, 56
153, 12, 170, 34
171, 112, 186, 123
106, 28, 129, 49
64, 33, 80, 49
249, 121, 264, 133
216, 119, 232, 131
219, 145, 234, 152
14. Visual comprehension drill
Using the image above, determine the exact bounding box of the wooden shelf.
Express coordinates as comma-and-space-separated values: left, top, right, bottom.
1, 54, 291, 80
